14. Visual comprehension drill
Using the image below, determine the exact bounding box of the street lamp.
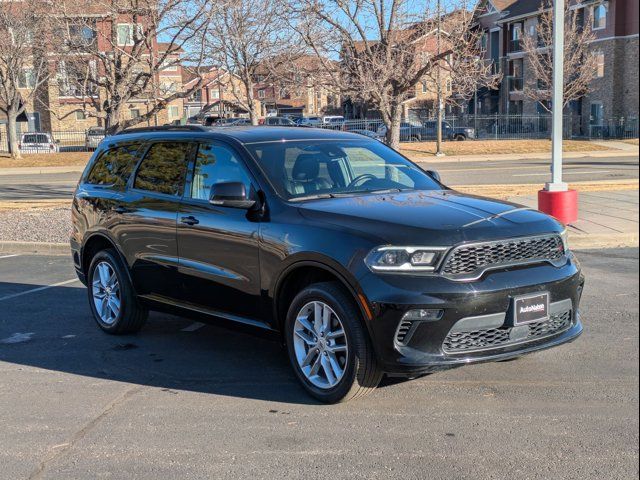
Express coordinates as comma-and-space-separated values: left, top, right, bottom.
537, 0, 578, 224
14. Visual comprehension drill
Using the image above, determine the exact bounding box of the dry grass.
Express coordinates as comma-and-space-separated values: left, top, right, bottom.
0, 199, 70, 212
0, 152, 91, 168
400, 139, 611, 159
621, 138, 639, 146
453, 179, 639, 200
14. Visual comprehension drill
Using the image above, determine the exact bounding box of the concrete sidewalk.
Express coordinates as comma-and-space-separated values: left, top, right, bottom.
509, 189, 639, 248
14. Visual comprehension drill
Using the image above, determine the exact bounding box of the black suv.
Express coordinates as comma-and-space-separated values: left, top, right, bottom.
71, 125, 583, 403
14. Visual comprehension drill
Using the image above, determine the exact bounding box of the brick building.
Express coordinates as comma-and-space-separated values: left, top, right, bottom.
182, 67, 256, 121
474, 0, 639, 133
253, 55, 341, 117
2, 4, 187, 136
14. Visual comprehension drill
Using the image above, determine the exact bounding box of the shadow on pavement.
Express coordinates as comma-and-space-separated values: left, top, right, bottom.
0, 282, 320, 405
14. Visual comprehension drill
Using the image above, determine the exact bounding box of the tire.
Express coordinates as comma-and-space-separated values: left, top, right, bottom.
87, 248, 148, 334
410, 135, 420, 143
455, 134, 466, 141
285, 281, 383, 403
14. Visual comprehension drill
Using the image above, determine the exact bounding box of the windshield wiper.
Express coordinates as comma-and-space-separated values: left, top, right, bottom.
289, 193, 335, 202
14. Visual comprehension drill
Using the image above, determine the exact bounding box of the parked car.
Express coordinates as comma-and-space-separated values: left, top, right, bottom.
376, 121, 476, 142
349, 129, 385, 142
296, 116, 323, 127
422, 121, 476, 141
19, 132, 59, 153
376, 122, 428, 142
85, 128, 106, 151
71, 125, 583, 403
261, 116, 297, 126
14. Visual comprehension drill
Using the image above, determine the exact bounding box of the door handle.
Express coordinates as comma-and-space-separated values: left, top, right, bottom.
180, 216, 200, 226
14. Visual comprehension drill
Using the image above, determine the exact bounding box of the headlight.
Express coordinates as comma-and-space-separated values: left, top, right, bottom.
365, 246, 448, 272
560, 228, 569, 253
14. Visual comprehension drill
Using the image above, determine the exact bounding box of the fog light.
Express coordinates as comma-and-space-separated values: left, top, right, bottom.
402, 309, 444, 322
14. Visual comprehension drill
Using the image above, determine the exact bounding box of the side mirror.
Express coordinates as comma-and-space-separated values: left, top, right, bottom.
209, 182, 256, 209
426, 170, 441, 183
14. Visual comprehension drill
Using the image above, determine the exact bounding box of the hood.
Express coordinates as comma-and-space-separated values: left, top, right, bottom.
296, 190, 563, 246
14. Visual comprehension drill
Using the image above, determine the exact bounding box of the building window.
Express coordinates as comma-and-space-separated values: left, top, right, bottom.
18, 68, 36, 89
592, 4, 606, 30
510, 22, 523, 52
130, 108, 141, 119
160, 60, 178, 72
117, 24, 141, 46
258, 89, 266, 99
211, 89, 220, 99
481, 33, 487, 51
595, 52, 605, 78
75, 110, 86, 120
445, 79, 452, 93
590, 102, 604, 125
421, 82, 428, 94
169, 106, 180, 118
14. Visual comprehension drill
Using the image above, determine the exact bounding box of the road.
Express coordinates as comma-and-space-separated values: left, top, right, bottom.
0, 154, 637, 201
0, 249, 638, 479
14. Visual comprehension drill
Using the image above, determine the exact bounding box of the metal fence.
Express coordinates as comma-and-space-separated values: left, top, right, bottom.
588, 117, 639, 140
1, 115, 637, 153
0, 129, 95, 154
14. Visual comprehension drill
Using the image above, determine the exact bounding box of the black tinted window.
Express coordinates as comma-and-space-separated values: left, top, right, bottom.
86, 144, 141, 188
191, 143, 252, 201
134, 142, 191, 196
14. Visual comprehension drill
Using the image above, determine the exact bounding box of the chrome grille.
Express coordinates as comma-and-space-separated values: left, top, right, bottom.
443, 310, 572, 354
442, 235, 565, 278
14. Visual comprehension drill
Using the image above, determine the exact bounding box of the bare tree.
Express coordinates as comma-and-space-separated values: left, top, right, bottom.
522, 0, 598, 112
56, 0, 211, 134
204, 0, 301, 125
290, 0, 498, 149
0, 0, 55, 159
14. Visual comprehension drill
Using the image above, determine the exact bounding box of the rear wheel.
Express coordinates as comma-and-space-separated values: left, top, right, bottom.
455, 134, 466, 141
285, 282, 382, 403
87, 249, 148, 334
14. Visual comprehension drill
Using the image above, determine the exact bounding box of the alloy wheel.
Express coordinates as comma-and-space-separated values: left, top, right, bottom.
292, 301, 349, 389
91, 261, 121, 325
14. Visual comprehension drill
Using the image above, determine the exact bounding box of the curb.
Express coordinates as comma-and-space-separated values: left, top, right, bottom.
0, 165, 85, 176
1, 233, 636, 256
412, 149, 638, 164
0, 241, 69, 255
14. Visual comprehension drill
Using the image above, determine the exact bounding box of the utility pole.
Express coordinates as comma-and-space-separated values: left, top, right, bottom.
435, 0, 444, 156
537, 0, 578, 224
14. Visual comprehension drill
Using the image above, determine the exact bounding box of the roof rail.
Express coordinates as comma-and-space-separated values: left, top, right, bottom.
115, 125, 210, 135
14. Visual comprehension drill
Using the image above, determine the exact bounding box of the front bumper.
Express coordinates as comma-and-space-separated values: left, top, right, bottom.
358, 256, 584, 375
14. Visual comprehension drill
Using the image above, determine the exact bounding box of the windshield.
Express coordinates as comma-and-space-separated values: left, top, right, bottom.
244, 139, 442, 200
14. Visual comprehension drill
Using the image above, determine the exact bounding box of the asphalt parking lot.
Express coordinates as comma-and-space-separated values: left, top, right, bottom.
0, 249, 638, 479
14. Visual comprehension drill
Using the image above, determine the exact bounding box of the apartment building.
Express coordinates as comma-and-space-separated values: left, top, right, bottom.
342, 28, 452, 119
253, 55, 341, 117
2, 5, 186, 136
182, 67, 256, 121
474, 0, 639, 133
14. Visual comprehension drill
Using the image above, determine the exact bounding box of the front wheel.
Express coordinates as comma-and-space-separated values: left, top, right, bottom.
285, 282, 382, 403
87, 249, 148, 334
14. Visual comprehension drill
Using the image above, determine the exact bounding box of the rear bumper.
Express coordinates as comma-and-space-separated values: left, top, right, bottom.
358, 256, 584, 376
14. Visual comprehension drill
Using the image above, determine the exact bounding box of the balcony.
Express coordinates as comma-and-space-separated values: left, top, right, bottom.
509, 39, 522, 53
508, 76, 524, 92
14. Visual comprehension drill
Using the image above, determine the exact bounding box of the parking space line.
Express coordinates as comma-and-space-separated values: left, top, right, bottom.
0, 254, 21, 259
181, 322, 206, 332
0, 278, 80, 302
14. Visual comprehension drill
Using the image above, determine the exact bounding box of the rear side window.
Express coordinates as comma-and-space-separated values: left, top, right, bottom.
86, 144, 141, 188
134, 142, 192, 196
23, 134, 48, 143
